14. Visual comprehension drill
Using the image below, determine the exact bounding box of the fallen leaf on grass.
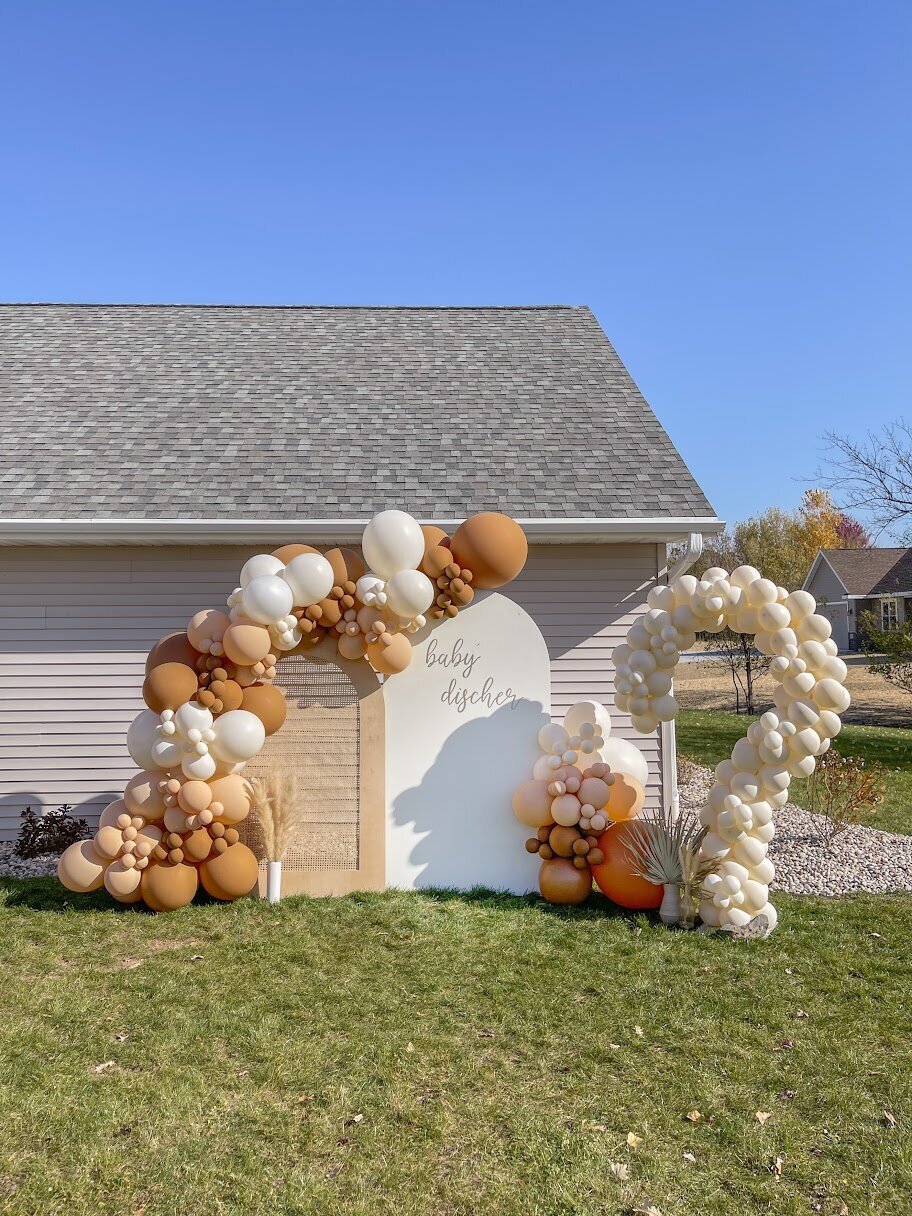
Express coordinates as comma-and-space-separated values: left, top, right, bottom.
586, 1122, 608, 1133
883, 1110, 897, 1128
297, 1095, 313, 1104
477, 1029, 495, 1038
189, 954, 204, 961
609, 1043, 621, 1050
755, 1111, 773, 1125
776, 1038, 795, 1052
682, 1151, 696, 1164
92, 1061, 116, 1074
794, 1009, 809, 1020
633, 1205, 662, 1216
868, 931, 883, 939
626, 1131, 643, 1147
344, 1113, 364, 1127
771, 1154, 785, 1178
406, 1042, 415, 1053
113, 1032, 129, 1043
684, 1109, 702, 1123
609, 1162, 630, 1181
634, 1025, 645, 1037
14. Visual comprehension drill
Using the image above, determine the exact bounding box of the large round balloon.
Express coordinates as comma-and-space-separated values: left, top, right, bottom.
141, 861, 200, 911
271, 542, 320, 564
240, 553, 285, 586
187, 609, 231, 654
599, 736, 649, 788
242, 574, 294, 625
385, 569, 435, 620
142, 661, 199, 713
104, 859, 143, 903
240, 683, 287, 735
511, 779, 554, 829
200, 843, 259, 901
362, 510, 425, 579
146, 631, 200, 674
123, 770, 168, 821
208, 774, 253, 824
450, 513, 528, 589
538, 857, 592, 905
127, 709, 166, 770
367, 631, 413, 675
222, 623, 272, 666
590, 822, 662, 910
210, 709, 266, 764
323, 546, 365, 585
604, 772, 646, 822
563, 700, 612, 741
281, 553, 335, 608
57, 840, 106, 893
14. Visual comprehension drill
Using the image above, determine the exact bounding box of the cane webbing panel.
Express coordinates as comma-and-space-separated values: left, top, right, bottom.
243, 656, 361, 872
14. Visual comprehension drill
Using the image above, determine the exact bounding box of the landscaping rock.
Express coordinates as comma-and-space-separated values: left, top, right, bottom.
0, 845, 60, 880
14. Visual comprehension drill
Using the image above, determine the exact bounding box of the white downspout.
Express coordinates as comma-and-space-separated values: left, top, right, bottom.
661, 532, 705, 818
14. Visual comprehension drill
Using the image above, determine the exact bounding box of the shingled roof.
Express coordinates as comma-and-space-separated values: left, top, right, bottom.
819, 548, 912, 596
0, 304, 714, 526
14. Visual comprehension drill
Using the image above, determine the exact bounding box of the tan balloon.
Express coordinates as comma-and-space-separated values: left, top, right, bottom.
271, 543, 320, 563
578, 777, 611, 811
57, 840, 106, 893
187, 609, 231, 652
98, 798, 130, 831
323, 546, 366, 584
511, 779, 554, 829
123, 770, 168, 822
222, 623, 272, 666
141, 861, 199, 911
337, 633, 367, 661
182, 828, 215, 863
104, 858, 143, 902
605, 772, 646, 822
143, 661, 199, 713
240, 682, 287, 735
538, 857, 592, 905
95, 824, 126, 860
145, 631, 200, 674
421, 544, 455, 580
177, 779, 213, 815
200, 842, 259, 901
367, 631, 412, 675
208, 774, 253, 824
450, 512, 528, 589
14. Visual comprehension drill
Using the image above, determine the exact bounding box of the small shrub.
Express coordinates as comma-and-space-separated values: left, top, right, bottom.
804, 750, 887, 850
13, 804, 89, 858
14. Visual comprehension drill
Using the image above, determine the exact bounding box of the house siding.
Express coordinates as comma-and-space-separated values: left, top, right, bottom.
0, 542, 664, 841
805, 558, 850, 651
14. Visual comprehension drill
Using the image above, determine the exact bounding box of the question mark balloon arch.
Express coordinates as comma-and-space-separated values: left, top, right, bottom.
612, 566, 851, 936
58, 511, 529, 910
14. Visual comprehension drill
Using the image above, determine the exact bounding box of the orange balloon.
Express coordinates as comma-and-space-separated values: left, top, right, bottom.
222, 623, 272, 666
200, 843, 259, 901
104, 858, 143, 902
271, 543, 320, 563
590, 822, 662, 910
421, 544, 455, 580
605, 772, 646, 822
450, 513, 528, 589
146, 631, 200, 674
538, 857, 592, 905
141, 861, 199, 911
367, 631, 412, 675
323, 546, 366, 585
143, 661, 199, 713
241, 682, 287, 735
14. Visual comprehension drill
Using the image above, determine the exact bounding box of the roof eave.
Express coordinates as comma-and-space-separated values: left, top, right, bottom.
0, 516, 725, 547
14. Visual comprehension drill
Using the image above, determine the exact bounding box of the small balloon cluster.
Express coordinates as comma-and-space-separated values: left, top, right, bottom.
613, 565, 852, 935
511, 702, 652, 907
59, 509, 530, 911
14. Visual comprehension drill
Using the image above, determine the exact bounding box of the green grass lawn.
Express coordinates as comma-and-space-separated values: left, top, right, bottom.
1, 880, 910, 1215
678, 709, 912, 837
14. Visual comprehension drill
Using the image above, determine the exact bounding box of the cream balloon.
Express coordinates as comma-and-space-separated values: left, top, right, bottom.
563, 700, 613, 740
210, 709, 266, 764
240, 553, 285, 587
599, 736, 649, 788
281, 552, 335, 607
361, 510, 425, 579
241, 574, 294, 626
126, 709, 166, 770
385, 569, 435, 620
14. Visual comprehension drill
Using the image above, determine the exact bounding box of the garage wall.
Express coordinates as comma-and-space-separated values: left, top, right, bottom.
0, 541, 663, 840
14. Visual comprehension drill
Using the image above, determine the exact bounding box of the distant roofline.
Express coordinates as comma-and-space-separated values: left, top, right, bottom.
0, 301, 587, 311
0, 515, 725, 547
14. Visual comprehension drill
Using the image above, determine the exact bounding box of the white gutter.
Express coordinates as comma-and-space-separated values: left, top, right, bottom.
0, 516, 725, 546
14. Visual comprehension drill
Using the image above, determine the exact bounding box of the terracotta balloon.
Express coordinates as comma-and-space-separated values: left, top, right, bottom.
141, 861, 199, 911
146, 631, 200, 674
450, 513, 528, 589
200, 843, 259, 901
241, 682, 287, 735
590, 822, 662, 910
604, 772, 646, 822
123, 770, 168, 822
208, 774, 253, 824
104, 858, 143, 903
511, 779, 554, 829
187, 609, 231, 653
324, 546, 366, 585
143, 661, 199, 713
201, 677, 244, 713
182, 828, 215, 863
57, 839, 106, 893
271, 543, 320, 564
222, 623, 272, 666
538, 857, 592, 905
422, 544, 456, 580
367, 631, 412, 675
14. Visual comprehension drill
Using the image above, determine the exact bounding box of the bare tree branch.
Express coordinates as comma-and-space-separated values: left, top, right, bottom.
823, 421, 912, 541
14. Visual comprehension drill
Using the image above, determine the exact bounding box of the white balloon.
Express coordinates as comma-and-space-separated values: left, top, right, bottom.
240, 553, 285, 587
174, 701, 213, 737
538, 723, 569, 755
356, 574, 388, 607
210, 709, 266, 763
563, 700, 613, 740
385, 569, 434, 619
151, 736, 182, 770
182, 752, 217, 781
281, 553, 335, 608
127, 709, 165, 770
361, 510, 425, 579
242, 574, 294, 626
599, 736, 649, 787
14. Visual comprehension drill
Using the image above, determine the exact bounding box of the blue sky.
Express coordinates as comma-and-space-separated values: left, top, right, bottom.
1, 2, 908, 528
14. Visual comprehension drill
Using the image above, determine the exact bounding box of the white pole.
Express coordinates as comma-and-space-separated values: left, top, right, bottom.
267, 860, 282, 903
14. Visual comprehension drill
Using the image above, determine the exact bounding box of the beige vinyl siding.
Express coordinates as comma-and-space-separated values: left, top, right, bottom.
0, 541, 664, 840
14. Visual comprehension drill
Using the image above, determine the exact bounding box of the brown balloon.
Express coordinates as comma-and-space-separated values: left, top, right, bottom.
538, 857, 592, 905
241, 682, 287, 734
142, 661, 200, 713
450, 512, 528, 589
140, 861, 199, 911
421, 544, 455, 580
367, 631, 412, 675
182, 828, 215, 863
222, 623, 272, 666
549, 825, 580, 858
145, 631, 200, 674
200, 843, 259, 901
323, 546, 366, 585
208, 677, 244, 713
337, 632, 367, 661
271, 543, 320, 563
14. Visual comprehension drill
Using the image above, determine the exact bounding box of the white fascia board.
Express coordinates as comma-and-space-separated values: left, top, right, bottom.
846, 591, 911, 600
0, 516, 725, 546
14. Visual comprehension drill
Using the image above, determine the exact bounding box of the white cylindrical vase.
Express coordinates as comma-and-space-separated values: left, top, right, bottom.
659, 883, 680, 926
267, 860, 282, 904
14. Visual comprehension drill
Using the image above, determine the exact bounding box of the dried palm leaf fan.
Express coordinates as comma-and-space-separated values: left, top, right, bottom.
623, 806, 720, 927
247, 768, 308, 901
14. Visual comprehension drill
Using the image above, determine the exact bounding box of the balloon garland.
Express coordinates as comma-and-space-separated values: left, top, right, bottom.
58, 511, 529, 910
613, 565, 851, 935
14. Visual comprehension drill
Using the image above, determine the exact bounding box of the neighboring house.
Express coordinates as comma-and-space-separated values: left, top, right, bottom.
0, 303, 720, 841
802, 547, 912, 652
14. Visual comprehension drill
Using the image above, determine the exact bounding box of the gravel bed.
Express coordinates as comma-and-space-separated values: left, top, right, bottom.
679, 762, 912, 897
0, 845, 60, 880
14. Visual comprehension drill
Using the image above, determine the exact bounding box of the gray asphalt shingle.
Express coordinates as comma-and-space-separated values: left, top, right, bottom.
0, 304, 713, 520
